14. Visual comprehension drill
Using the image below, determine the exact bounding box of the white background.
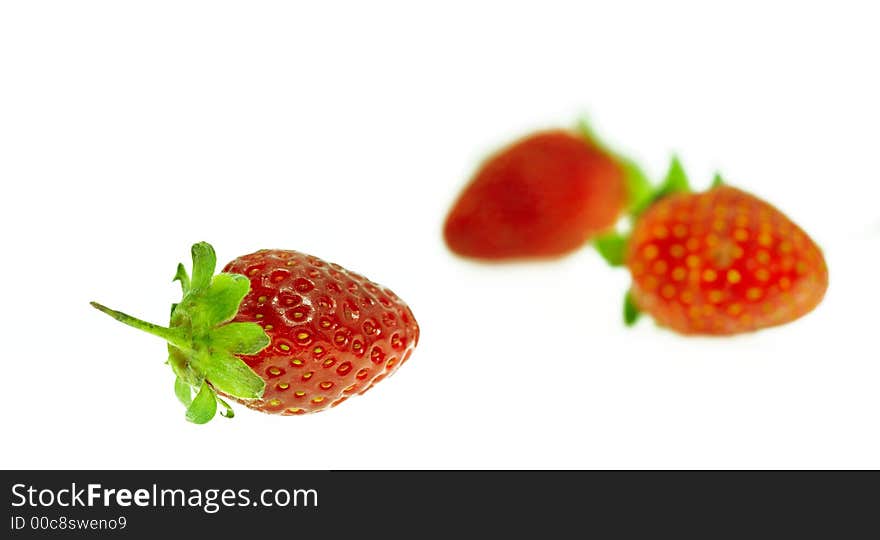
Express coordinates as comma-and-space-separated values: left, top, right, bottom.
1, 1, 878, 470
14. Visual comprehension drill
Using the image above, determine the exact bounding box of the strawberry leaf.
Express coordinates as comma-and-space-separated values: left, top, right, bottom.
174, 376, 192, 407
173, 262, 190, 294
202, 351, 265, 400
217, 397, 235, 419
189, 242, 217, 291
208, 322, 271, 355
711, 172, 725, 188
620, 159, 654, 214
186, 381, 217, 424
594, 232, 628, 267
624, 290, 642, 326
197, 273, 251, 328
657, 156, 691, 197
631, 156, 692, 216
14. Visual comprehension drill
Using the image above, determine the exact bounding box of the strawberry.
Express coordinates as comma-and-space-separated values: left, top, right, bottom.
598, 159, 828, 335
443, 123, 651, 260
91, 242, 419, 422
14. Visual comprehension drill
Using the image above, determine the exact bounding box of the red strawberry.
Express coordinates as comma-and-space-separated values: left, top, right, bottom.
91, 242, 419, 422
443, 124, 648, 260
608, 159, 828, 335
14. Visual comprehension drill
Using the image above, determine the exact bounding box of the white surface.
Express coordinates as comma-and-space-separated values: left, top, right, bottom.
1, 1, 878, 470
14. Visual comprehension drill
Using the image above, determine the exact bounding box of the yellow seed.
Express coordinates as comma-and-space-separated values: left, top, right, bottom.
686, 255, 701, 269
297, 332, 309, 340
713, 219, 726, 233
795, 261, 808, 274
708, 290, 724, 303
732, 245, 745, 259
294, 391, 306, 397
631, 261, 646, 276
680, 291, 694, 304
643, 244, 659, 260
758, 233, 773, 247
279, 344, 291, 352
653, 225, 669, 239
277, 383, 290, 390
734, 228, 748, 241
293, 312, 304, 319
702, 269, 718, 282
757, 250, 771, 264
705, 234, 719, 247
268, 399, 281, 407
727, 303, 743, 316
257, 295, 268, 303
661, 284, 676, 299
268, 367, 281, 376
652, 260, 668, 275
287, 408, 303, 414
255, 314, 264, 319
672, 267, 686, 282
669, 244, 685, 258
779, 241, 793, 254
779, 277, 792, 290
755, 268, 770, 282
264, 324, 274, 331
321, 320, 331, 328
322, 358, 335, 367
314, 346, 324, 355
747, 287, 763, 301
686, 238, 700, 252
311, 397, 325, 404
302, 371, 313, 380
673, 224, 688, 238
320, 381, 333, 390
290, 358, 303, 366
727, 269, 742, 284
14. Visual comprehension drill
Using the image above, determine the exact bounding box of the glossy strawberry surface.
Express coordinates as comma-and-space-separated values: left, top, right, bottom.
223, 249, 420, 414
444, 130, 626, 260
626, 186, 828, 335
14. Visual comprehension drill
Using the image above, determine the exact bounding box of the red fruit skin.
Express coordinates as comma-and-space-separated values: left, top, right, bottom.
222, 250, 419, 414
626, 186, 828, 335
443, 130, 626, 260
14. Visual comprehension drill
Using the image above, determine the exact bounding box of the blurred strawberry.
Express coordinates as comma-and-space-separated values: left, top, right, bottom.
444, 123, 650, 260
598, 159, 828, 335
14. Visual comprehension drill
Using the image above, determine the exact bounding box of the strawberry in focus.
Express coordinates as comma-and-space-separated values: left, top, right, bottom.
443, 125, 649, 261
222, 249, 419, 415
599, 159, 828, 335
91, 242, 419, 423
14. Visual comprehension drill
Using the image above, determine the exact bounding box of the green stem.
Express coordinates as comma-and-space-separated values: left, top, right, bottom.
90, 301, 190, 351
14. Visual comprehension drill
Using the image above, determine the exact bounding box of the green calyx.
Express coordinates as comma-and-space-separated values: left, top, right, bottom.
592, 156, 697, 326
91, 242, 269, 424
